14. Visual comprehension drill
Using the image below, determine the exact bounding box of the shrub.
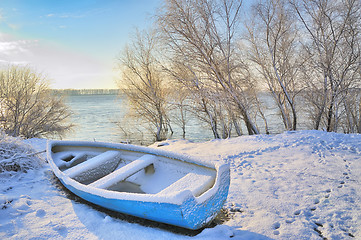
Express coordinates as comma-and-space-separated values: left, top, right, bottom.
0, 130, 41, 174
0, 65, 73, 138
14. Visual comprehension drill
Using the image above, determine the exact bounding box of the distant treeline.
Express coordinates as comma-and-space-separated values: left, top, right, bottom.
51, 89, 120, 96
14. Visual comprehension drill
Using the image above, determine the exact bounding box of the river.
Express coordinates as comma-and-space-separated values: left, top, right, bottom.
63, 93, 309, 145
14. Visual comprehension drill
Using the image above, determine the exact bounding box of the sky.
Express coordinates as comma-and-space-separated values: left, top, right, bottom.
0, 0, 161, 89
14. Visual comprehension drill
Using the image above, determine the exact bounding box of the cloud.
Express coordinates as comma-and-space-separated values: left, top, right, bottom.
8, 23, 20, 30
0, 8, 23, 30
43, 6, 110, 20
43, 12, 84, 19
0, 34, 35, 59
0, 33, 116, 89
0, 41, 26, 54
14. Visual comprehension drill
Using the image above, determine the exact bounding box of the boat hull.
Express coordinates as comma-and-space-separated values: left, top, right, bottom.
47, 140, 230, 230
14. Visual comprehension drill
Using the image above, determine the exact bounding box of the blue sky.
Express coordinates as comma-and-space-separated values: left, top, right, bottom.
0, 0, 161, 89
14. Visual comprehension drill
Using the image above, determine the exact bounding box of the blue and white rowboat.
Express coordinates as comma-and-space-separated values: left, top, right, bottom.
47, 140, 230, 230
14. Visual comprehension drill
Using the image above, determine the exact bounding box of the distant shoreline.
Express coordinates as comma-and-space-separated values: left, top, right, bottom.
51, 89, 121, 96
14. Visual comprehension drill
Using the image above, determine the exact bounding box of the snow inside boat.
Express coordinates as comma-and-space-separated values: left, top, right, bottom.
47, 140, 230, 230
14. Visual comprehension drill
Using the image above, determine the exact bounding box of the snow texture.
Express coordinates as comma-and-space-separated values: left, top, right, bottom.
0, 130, 360, 239
63, 151, 121, 178
89, 154, 155, 189
157, 172, 214, 197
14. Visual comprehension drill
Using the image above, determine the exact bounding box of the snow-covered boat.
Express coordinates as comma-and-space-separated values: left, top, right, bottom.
47, 140, 230, 230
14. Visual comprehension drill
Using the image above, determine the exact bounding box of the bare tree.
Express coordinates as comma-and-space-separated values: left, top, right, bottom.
167, 83, 190, 139
247, 0, 301, 131
117, 29, 171, 142
291, 0, 361, 131
163, 61, 222, 138
158, 0, 260, 135
342, 89, 361, 133
0, 65, 73, 138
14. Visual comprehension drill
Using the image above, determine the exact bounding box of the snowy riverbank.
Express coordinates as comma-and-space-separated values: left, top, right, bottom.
0, 130, 360, 239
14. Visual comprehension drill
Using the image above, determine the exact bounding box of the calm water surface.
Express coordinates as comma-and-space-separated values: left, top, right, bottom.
63, 94, 309, 145
64, 94, 124, 142
63, 94, 214, 144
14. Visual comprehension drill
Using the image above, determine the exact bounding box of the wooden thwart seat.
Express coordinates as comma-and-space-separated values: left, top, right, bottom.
157, 172, 214, 197
63, 151, 121, 178
89, 154, 156, 189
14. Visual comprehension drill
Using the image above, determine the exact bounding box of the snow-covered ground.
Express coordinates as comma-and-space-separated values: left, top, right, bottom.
0, 130, 360, 239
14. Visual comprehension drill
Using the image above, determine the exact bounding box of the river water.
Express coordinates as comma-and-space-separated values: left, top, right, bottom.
63, 94, 309, 145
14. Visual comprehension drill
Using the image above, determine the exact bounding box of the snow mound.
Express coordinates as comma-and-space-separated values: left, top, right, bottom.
0, 131, 43, 176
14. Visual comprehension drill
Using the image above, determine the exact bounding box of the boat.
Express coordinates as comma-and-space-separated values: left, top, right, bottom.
47, 140, 230, 230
